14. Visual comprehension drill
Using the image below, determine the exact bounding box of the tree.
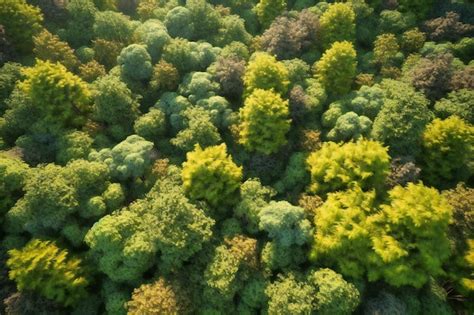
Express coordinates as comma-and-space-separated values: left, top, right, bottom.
420, 116, 474, 187
5, 160, 119, 247
211, 56, 245, 100
150, 60, 180, 92
243, 52, 289, 96
397, 0, 434, 19
133, 19, 170, 63
64, 0, 97, 48
33, 29, 79, 71
0, 62, 23, 114
234, 179, 275, 234
254, 0, 286, 28
370, 183, 453, 287
0, 0, 43, 53
434, 89, 474, 124
18, 60, 91, 129
7, 239, 88, 306
78, 60, 106, 83
92, 75, 140, 141
178, 72, 219, 104
134, 108, 166, 142
314, 41, 357, 96
307, 268, 360, 315
423, 11, 473, 42
89, 135, 154, 181
56, 130, 93, 165
85, 169, 214, 282
165, 6, 194, 39
238, 89, 291, 155
182, 144, 242, 208
117, 44, 153, 82
127, 278, 186, 314
0, 154, 29, 219
372, 80, 432, 156
186, 0, 221, 41
306, 139, 390, 195
258, 201, 312, 247
93, 10, 134, 44
320, 3, 355, 49
373, 33, 400, 68
401, 28, 426, 53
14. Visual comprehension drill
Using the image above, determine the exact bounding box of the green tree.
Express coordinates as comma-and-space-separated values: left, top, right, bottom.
92, 75, 140, 141
117, 44, 153, 82
314, 41, 357, 96
0, 0, 43, 53
372, 80, 432, 156
373, 33, 400, 68
89, 135, 154, 181
64, 0, 97, 47
320, 3, 355, 49
7, 239, 88, 306
420, 116, 474, 187
165, 6, 195, 39
0, 154, 29, 219
243, 52, 289, 96
306, 139, 390, 195
182, 144, 242, 208
19, 60, 91, 129
238, 89, 291, 155
134, 20, 170, 63
434, 89, 474, 124
93, 10, 134, 43
133, 108, 166, 142
33, 29, 80, 71
254, 0, 286, 28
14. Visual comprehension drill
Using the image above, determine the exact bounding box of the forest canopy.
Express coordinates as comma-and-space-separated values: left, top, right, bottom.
0, 0, 473, 314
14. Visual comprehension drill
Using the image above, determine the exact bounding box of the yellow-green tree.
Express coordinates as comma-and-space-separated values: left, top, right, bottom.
254, 0, 286, 28
320, 3, 355, 49
182, 144, 242, 208
238, 89, 291, 155
314, 41, 357, 96
243, 52, 289, 97
7, 239, 88, 306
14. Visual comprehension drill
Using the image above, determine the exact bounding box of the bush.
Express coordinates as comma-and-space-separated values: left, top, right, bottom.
182, 144, 242, 208
420, 116, 474, 187
306, 139, 390, 195
320, 3, 355, 49
238, 89, 290, 155
314, 41, 357, 96
7, 239, 88, 306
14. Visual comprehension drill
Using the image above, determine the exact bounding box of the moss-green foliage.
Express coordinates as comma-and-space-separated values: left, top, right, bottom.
133, 19, 170, 63
165, 6, 194, 39
117, 44, 153, 82
93, 10, 134, 44
0, 63, 23, 114
372, 80, 433, 156
89, 135, 154, 181
133, 108, 166, 142
179, 71, 220, 103
420, 116, 474, 187
398, 0, 435, 19
5, 160, 117, 246
92, 75, 140, 141
234, 179, 275, 234
258, 201, 312, 247
238, 89, 290, 155
56, 131, 93, 165
182, 144, 242, 208
307, 139, 390, 195
243, 52, 289, 97
254, 0, 286, 28
0, 154, 29, 219
315, 41, 357, 96
434, 89, 474, 124
19, 60, 91, 129
7, 239, 88, 306
33, 30, 80, 72
320, 3, 355, 49
64, 0, 97, 47
0, 0, 43, 53
85, 168, 214, 282
373, 33, 400, 68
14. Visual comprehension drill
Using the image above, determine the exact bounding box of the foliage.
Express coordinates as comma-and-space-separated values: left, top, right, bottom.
307, 139, 390, 195
314, 41, 357, 96
401, 28, 426, 53
64, 0, 97, 47
133, 19, 170, 63
117, 44, 153, 82
434, 89, 474, 124
423, 11, 474, 42
373, 33, 400, 68
19, 60, 91, 129
165, 6, 194, 39
89, 135, 154, 181
134, 108, 166, 142
7, 239, 88, 306
320, 3, 355, 49
0, 0, 43, 53
371, 79, 432, 156
150, 60, 179, 92
92, 74, 140, 141
243, 52, 289, 96
93, 10, 134, 43
127, 278, 184, 314
420, 116, 474, 187
254, 0, 286, 28
33, 30, 79, 71
238, 89, 290, 155
211, 56, 245, 100
182, 144, 242, 208
0, 154, 29, 218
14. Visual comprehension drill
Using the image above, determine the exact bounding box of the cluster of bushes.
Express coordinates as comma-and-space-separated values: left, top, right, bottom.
0, 0, 473, 313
